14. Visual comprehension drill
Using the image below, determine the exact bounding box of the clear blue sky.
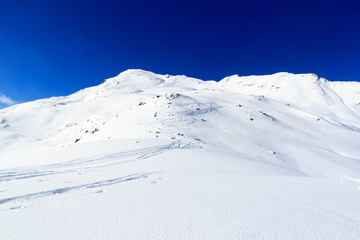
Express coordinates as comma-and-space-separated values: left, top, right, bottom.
0, 0, 360, 107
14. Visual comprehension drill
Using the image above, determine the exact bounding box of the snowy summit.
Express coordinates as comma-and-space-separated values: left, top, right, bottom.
1, 69, 360, 239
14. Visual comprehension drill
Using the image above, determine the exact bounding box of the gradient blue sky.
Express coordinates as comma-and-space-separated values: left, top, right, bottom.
1, 0, 360, 107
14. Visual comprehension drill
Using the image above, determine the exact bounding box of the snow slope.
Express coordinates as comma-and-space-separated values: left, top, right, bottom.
1, 69, 360, 239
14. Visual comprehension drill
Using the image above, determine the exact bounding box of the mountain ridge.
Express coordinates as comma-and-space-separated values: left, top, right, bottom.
1, 69, 360, 239
1, 69, 360, 176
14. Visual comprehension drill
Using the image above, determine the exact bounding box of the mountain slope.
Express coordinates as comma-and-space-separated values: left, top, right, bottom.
1, 70, 360, 239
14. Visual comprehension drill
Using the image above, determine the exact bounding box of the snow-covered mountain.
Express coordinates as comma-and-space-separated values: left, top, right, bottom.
1, 69, 360, 239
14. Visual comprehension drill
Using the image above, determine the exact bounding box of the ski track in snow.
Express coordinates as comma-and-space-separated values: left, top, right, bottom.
0, 140, 197, 209
0, 172, 153, 206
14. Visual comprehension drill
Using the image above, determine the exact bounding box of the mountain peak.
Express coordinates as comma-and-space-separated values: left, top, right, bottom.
65, 70, 360, 108
1, 69, 360, 239
116, 69, 158, 77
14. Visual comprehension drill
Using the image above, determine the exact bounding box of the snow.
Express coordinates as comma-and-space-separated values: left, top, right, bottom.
1, 69, 360, 239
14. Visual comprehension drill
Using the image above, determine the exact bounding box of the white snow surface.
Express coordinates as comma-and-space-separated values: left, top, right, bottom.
1, 69, 360, 239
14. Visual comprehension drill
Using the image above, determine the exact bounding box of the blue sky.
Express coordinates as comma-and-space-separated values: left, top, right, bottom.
0, 0, 360, 107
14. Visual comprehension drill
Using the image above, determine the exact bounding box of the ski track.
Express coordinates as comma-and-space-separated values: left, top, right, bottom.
0, 172, 153, 206
0, 140, 197, 208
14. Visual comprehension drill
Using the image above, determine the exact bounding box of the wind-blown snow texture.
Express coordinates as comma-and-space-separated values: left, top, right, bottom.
1, 70, 360, 239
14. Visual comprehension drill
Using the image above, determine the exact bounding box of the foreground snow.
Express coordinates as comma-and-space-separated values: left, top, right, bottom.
1, 70, 360, 239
